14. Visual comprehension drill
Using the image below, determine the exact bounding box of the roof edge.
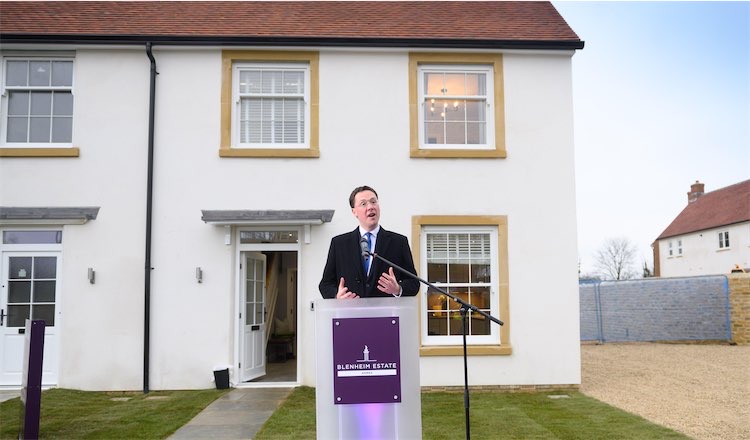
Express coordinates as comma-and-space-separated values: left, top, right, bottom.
655, 219, 750, 241
0, 34, 585, 50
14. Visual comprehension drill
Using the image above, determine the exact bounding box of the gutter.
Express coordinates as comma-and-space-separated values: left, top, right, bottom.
0, 34, 585, 51
144, 42, 157, 394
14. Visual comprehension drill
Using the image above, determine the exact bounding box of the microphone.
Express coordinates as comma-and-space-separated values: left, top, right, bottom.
360, 236, 371, 257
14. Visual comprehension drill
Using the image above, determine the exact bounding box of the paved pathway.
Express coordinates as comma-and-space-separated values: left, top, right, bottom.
169, 387, 294, 440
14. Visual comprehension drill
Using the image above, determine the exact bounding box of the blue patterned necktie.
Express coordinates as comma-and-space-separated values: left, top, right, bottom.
363, 232, 372, 275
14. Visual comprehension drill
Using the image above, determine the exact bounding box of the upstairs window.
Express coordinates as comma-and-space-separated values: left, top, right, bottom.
2, 58, 73, 145
419, 65, 493, 149
409, 53, 505, 158
221, 51, 319, 158
718, 231, 730, 249
233, 63, 308, 148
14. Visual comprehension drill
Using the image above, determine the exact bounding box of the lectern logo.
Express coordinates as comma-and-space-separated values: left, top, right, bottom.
336, 344, 398, 378
332, 317, 402, 404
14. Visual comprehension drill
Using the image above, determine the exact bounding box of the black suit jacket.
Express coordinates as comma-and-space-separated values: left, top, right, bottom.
319, 227, 420, 298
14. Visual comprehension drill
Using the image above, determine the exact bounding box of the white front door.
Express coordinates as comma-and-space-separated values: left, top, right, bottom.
0, 252, 60, 386
240, 252, 266, 382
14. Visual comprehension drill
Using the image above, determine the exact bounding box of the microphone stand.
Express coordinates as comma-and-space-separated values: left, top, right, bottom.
367, 250, 503, 440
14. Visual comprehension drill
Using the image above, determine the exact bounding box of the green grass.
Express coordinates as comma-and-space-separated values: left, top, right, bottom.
0, 388, 229, 439
255, 387, 689, 440
0, 387, 689, 439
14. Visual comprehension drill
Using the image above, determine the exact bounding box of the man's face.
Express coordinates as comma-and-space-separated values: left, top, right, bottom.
352, 190, 380, 231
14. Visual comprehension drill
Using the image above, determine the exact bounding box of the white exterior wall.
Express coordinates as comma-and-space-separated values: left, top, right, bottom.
1, 46, 580, 390
0, 48, 151, 390
658, 222, 750, 278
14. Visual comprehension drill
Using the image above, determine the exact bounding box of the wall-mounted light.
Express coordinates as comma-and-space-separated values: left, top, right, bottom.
88, 268, 95, 284
196, 267, 203, 283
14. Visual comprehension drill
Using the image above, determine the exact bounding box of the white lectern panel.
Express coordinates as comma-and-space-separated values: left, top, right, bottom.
315, 297, 422, 439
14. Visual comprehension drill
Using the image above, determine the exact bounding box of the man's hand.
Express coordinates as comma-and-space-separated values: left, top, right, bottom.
336, 277, 359, 299
378, 267, 402, 297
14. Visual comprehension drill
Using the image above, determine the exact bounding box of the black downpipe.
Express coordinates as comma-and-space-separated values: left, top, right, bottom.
144, 42, 157, 394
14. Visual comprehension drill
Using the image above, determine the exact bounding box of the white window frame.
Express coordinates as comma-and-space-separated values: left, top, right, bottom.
1, 56, 75, 147
718, 231, 730, 249
419, 225, 500, 346
668, 241, 673, 257
231, 62, 310, 149
416, 64, 495, 151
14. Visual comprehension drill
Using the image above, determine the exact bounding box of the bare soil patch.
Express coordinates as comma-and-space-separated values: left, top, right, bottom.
581, 343, 750, 440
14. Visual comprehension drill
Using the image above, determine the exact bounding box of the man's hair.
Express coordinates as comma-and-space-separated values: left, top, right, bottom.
349, 185, 378, 208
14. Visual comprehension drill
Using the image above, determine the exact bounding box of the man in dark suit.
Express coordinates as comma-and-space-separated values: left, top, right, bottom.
319, 185, 420, 299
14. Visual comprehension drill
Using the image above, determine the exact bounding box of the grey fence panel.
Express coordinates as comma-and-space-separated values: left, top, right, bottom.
580, 276, 731, 342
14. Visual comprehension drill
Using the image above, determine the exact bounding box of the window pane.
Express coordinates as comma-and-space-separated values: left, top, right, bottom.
6, 60, 28, 86
245, 70, 261, 93
448, 311, 463, 335
424, 72, 444, 95
445, 122, 466, 144
32, 304, 55, 326
34, 281, 56, 302
466, 123, 485, 144
9, 282, 31, 303
29, 117, 51, 142
9, 257, 32, 279
51, 61, 73, 86
245, 302, 252, 325
34, 257, 57, 279
8, 91, 29, 115
255, 281, 264, 302
465, 101, 485, 121
53, 92, 73, 115
30, 92, 52, 116
471, 263, 490, 283
470, 287, 491, 309
465, 73, 486, 95
52, 117, 72, 142
29, 61, 51, 86
7, 117, 28, 142
283, 71, 304, 94
427, 311, 447, 336
427, 262, 447, 283
3, 231, 62, 244
8, 305, 30, 327
424, 122, 443, 144
448, 262, 469, 283
262, 70, 282, 93
470, 312, 490, 335
444, 73, 465, 95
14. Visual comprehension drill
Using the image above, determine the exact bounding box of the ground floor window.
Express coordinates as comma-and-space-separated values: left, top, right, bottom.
412, 216, 510, 354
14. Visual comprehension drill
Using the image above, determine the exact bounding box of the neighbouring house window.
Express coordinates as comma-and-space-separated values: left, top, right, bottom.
413, 216, 510, 355
718, 231, 730, 249
2, 58, 73, 144
409, 53, 505, 158
668, 241, 673, 257
220, 51, 319, 158
677, 240, 683, 255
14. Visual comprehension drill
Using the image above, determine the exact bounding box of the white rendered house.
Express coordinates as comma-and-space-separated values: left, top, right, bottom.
0, 1, 583, 391
654, 180, 750, 278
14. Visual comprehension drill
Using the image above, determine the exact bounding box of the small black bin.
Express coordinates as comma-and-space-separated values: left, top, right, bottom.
213, 368, 230, 389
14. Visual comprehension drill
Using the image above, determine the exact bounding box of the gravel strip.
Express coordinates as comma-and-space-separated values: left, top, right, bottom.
581, 343, 750, 440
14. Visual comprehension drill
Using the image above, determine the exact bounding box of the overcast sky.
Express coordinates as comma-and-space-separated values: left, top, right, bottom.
552, 1, 750, 276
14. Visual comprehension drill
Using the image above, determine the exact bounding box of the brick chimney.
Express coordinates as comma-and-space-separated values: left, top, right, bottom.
687, 180, 704, 203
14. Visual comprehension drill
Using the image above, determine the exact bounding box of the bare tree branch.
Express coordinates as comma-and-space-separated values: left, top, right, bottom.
594, 237, 637, 280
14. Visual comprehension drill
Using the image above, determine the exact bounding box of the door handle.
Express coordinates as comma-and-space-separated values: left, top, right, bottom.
0, 309, 5, 326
